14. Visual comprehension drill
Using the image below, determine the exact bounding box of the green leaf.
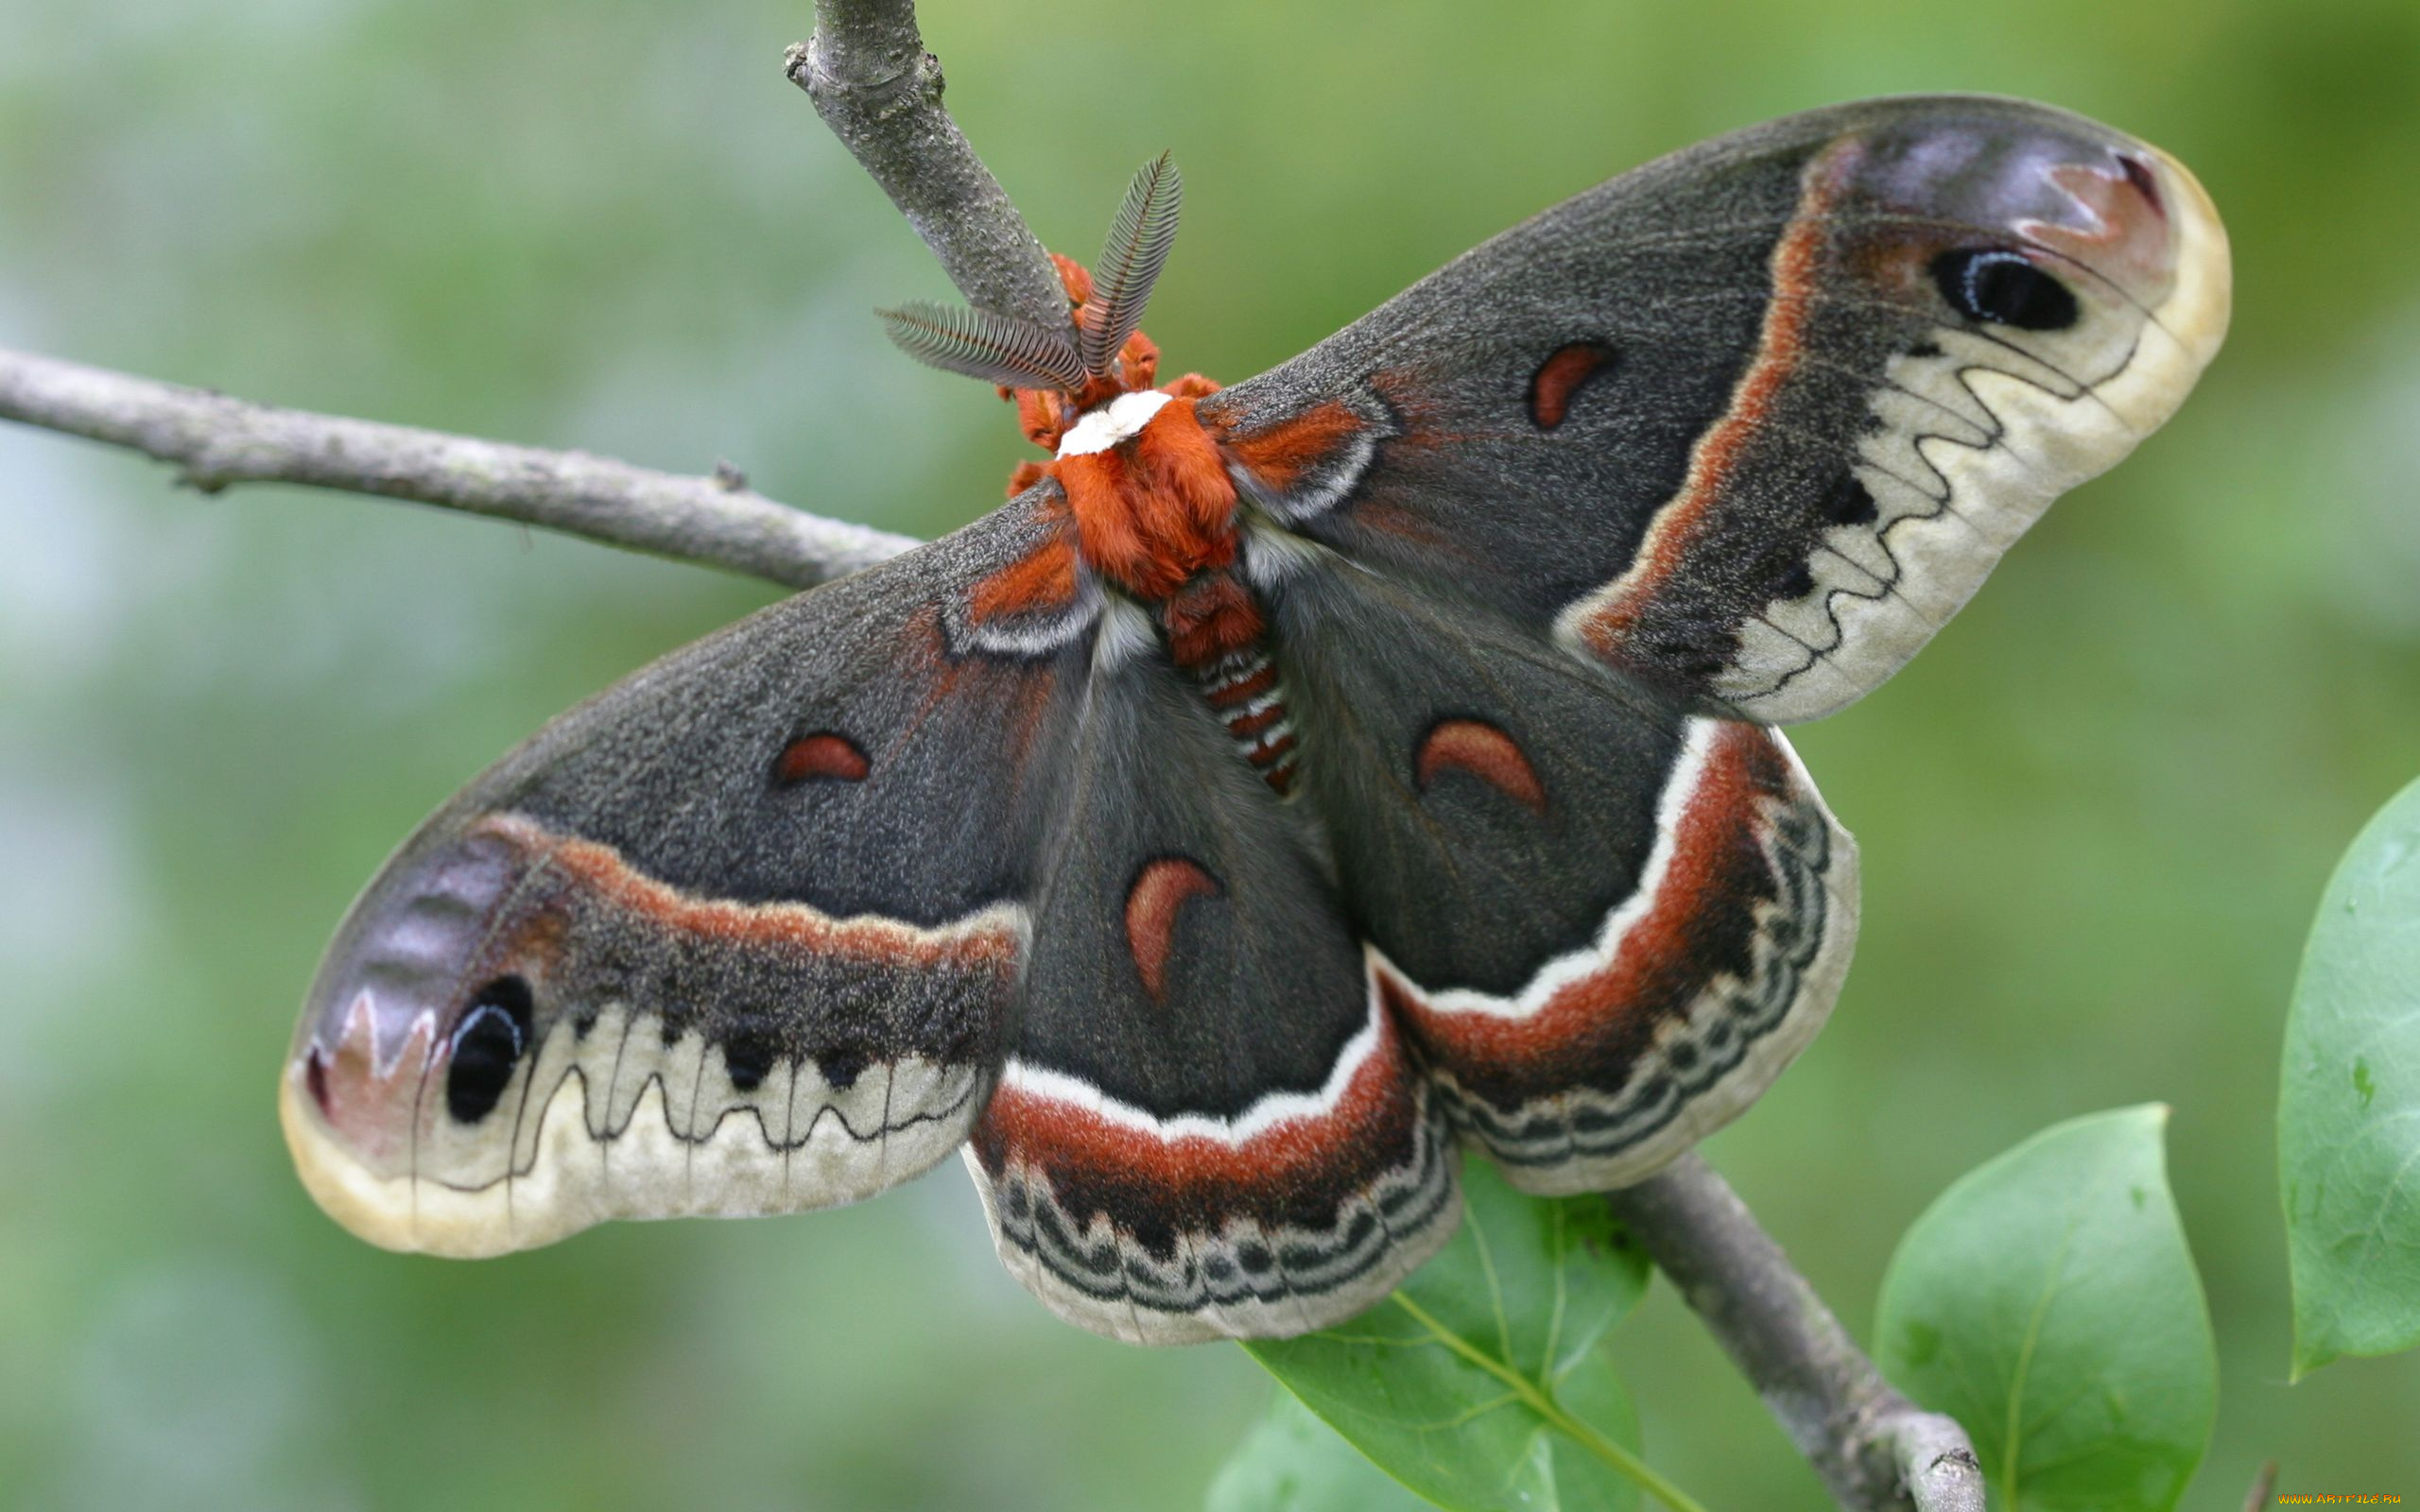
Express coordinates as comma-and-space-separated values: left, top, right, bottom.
1875, 1106, 2216, 1512
2280, 775, 2420, 1374
1206, 1391, 1433, 1512
1241, 1156, 1685, 1512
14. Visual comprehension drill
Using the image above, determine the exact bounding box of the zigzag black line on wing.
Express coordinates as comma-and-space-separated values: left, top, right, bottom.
1720, 330, 2149, 706
428, 1052, 991, 1197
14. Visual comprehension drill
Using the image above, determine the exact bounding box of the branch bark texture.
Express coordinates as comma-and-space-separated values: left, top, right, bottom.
0, 347, 914, 589
1606, 1157, 1986, 1512
0, 3, 1985, 1507
787, 0, 1074, 341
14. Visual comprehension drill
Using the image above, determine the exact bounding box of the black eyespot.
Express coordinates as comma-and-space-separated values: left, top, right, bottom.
1822, 474, 1878, 527
1775, 561, 1817, 601
1931, 249, 2079, 332
818, 1042, 868, 1092
1130, 1214, 1180, 1262
446, 975, 534, 1125
720, 1029, 779, 1094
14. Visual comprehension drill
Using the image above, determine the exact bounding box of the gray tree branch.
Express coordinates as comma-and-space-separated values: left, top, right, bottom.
0, 346, 913, 589
786, 0, 1075, 342
0, 3, 1984, 1507
1606, 1157, 1987, 1512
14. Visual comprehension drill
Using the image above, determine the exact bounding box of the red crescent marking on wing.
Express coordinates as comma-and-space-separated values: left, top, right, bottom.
473, 815, 1021, 971
1528, 341, 1616, 430
1415, 718, 1547, 814
1579, 144, 1858, 660
773, 731, 870, 784
1386, 723, 1785, 1074
971, 1003, 1418, 1199
1123, 857, 1222, 1001
1215, 399, 1364, 492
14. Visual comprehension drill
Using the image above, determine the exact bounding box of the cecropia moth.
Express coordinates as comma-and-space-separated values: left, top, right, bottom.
282, 95, 2228, 1344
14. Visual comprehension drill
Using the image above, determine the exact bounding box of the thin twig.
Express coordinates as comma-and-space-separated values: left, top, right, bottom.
787, 0, 1073, 341
1606, 1156, 1985, 1512
0, 347, 913, 589
2242, 1460, 2279, 1512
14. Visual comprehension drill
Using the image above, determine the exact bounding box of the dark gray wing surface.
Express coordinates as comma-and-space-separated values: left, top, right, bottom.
283, 491, 1096, 1255
1206, 95, 2228, 722
967, 628, 1458, 1344
1263, 547, 1858, 1191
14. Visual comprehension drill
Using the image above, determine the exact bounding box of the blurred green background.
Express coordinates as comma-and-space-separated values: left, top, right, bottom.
4, 0, 2417, 1505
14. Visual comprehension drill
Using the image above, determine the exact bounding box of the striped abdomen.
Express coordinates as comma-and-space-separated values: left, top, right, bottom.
1190, 646, 1299, 795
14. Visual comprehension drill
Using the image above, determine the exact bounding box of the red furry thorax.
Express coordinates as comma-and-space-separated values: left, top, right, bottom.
1001, 254, 1242, 633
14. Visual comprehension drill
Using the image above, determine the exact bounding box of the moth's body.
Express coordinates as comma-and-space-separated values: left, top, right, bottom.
1033, 387, 1304, 791
282, 96, 2229, 1345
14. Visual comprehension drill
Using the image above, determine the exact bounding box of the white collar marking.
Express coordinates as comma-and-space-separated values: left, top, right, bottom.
1056, 389, 1172, 458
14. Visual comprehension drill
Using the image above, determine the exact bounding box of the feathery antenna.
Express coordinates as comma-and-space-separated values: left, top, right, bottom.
878, 302, 1089, 393
1080, 152, 1183, 378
